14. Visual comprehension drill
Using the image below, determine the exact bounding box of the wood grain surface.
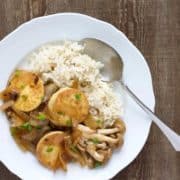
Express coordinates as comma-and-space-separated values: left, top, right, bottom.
0, 0, 180, 180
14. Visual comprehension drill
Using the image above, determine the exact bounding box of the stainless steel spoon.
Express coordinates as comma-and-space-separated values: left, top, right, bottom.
81, 38, 180, 151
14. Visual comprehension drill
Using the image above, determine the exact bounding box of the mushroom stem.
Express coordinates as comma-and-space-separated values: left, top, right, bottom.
114, 119, 126, 134
97, 148, 112, 162
97, 128, 120, 135
12, 107, 30, 121
64, 136, 85, 166
96, 142, 107, 149
0, 100, 14, 111
77, 143, 85, 152
81, 151, 94, 168
77, 124, 96, 133
44, 83, 58, 101
86, 143, 104, 162
83, 133, 119, 144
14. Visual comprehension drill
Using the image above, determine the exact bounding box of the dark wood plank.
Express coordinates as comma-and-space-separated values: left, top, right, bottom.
0, 0, 179, 180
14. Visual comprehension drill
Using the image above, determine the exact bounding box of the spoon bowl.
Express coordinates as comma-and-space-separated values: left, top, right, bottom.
81, 38, 123, 82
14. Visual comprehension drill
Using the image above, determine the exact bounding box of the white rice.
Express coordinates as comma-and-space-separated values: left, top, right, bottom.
28, 41, 123, 127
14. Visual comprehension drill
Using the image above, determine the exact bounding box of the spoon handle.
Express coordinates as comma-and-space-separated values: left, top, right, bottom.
120, 81, 180, 151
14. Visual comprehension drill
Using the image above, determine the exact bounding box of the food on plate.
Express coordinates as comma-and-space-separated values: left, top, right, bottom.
36, 131, 67, 170
0, 70, 44, 112
48, 88, 89, 127
0, 41, 125, 171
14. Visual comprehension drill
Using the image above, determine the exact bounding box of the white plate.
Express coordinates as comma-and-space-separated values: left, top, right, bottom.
0, 13, 155, 180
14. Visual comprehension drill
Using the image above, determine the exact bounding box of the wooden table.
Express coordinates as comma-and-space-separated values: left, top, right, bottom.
0, 0, 179, 179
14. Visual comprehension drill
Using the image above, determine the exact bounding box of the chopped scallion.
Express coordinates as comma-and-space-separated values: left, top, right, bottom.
46, 146, 53, 153
75, 94, 81, 100
94, 161, 102, 168
21, 95, 28, 101
37, 113, 46, 121
66, 119, 72, 127
21, 122, 32, 131
90, 138, 99, 144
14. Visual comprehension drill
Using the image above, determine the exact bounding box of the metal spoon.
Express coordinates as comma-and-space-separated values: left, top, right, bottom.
81, 38, 180, 151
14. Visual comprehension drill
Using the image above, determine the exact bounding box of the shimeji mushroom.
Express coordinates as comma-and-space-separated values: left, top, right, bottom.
64, 136, 85, 166
97, 128, 120, 135
74, 124, 124, 165
43, 82, 58, 102
86, 142, 104, 162
96, 142, 107, 149
114, 119, 126, 134
77, 124, 96, 133
83, 133, 120, 144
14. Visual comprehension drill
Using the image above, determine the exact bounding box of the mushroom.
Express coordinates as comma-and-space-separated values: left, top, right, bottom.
75, 124, 124, 161
0, 100, 14, 111
58, 154, 68, 171
96, 142, 107, 149
77, 124, 95, 133
78, 137, 87, 148
76, 137, 88, 153
114, 119, 126, 134
110, 134, 116, 138
74, 144, 93, 168
89, 107, 99, 116
67, 123, 125, 167
71, 129, 82, 145
44, 83, 58, 101
97, 128, 120, 135
76, 143, 85, 152
83, 152, 94, 168
64, 136, 85, 166
83, 133, 119, 144
115, 133, 124, 147
97, 148, 112, 162
86, 142, 104, 162
7, 110, 24, 126
0, 89, 19, 101
12, 107, 30, 121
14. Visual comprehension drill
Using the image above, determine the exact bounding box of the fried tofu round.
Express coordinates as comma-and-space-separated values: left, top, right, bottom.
36, 131, 67, 170
7, 70, 44, 112
48, 88, 89, 127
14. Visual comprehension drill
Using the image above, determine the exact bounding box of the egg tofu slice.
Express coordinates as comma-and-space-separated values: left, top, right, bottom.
8, 70, 44, 112
36, 131, 67, 170
48, 88, 89, 127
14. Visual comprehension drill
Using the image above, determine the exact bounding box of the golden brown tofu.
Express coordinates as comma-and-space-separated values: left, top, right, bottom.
48, 88, 89, 127
36, 131, 67, 170
7, 70, 44, 112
